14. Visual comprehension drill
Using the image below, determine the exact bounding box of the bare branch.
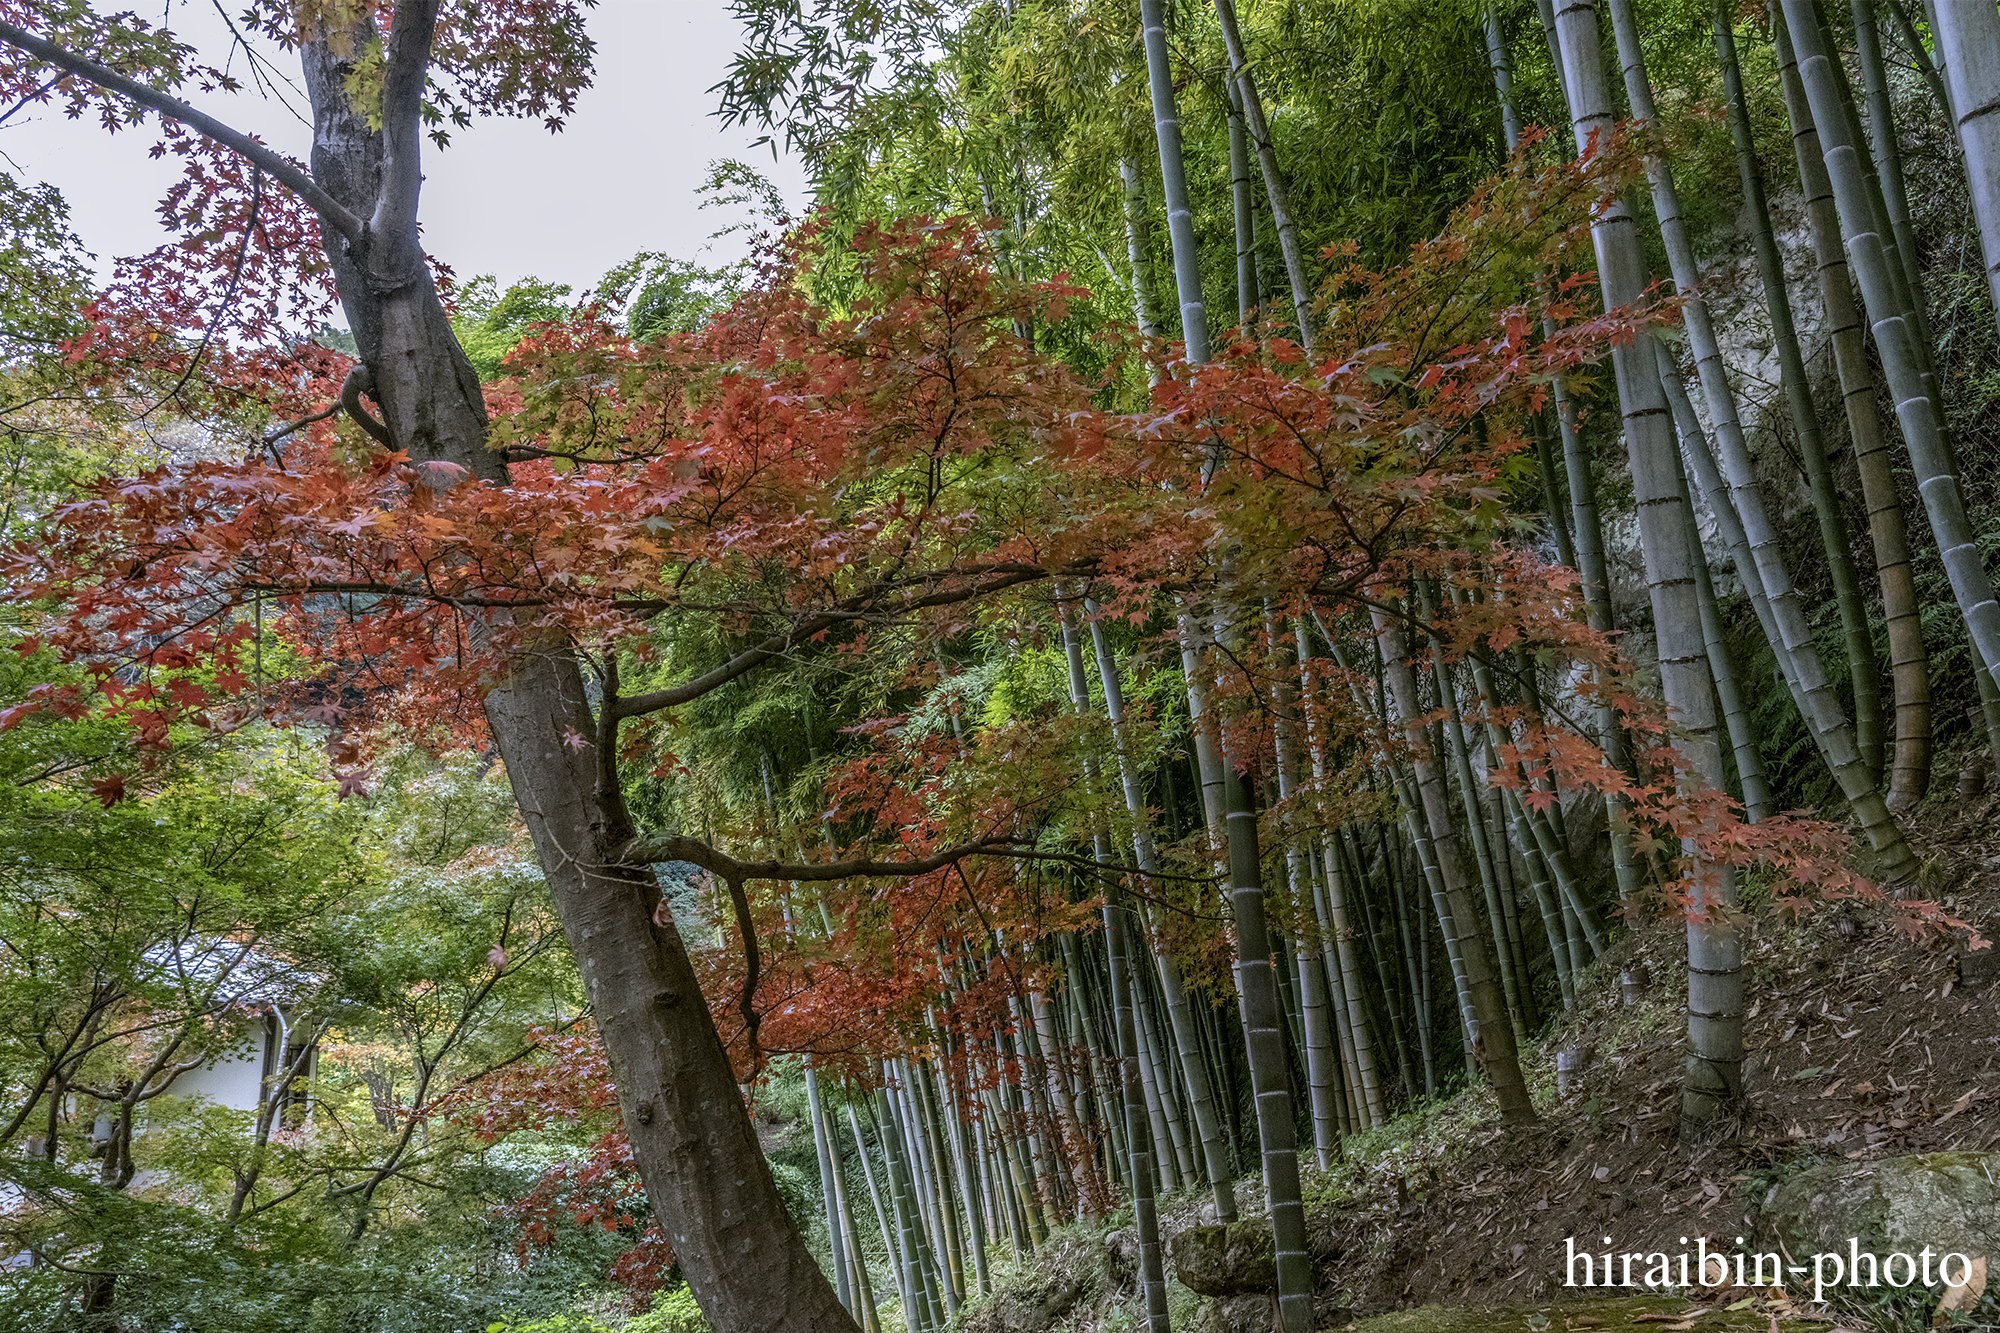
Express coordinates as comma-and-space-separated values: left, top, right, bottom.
0, 21, 364, 240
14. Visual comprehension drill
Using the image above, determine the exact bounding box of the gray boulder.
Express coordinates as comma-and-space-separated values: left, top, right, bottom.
1171, 1221, 1279, 1297
1190, 1292, 1277, 1333
1104, 1227, 1139, 1285
1760, 1151, 2000, 1267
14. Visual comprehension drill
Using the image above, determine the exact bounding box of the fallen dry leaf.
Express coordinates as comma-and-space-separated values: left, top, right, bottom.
1932, 1254, 1987, 1326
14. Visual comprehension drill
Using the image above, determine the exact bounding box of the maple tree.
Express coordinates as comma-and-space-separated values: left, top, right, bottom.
4, 2, 1993, 1329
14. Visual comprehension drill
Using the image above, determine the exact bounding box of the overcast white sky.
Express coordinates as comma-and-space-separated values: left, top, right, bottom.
0, 1, 812, 295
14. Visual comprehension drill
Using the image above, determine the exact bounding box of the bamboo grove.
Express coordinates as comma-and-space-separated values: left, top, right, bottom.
3, 0, 2000, 1331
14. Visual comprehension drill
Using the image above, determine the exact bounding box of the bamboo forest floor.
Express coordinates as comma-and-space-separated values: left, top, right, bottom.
961, 791, 2000, 1333
1315, 807, 2000, 1320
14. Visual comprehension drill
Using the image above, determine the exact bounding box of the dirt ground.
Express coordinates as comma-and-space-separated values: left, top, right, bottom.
1310, 799, 2000, 1325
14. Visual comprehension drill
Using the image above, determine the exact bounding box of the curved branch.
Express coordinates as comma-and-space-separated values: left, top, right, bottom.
0, 21, 364, 241
259, 400, 342, 462
719, 871, 763, 1075
610, 565, 1072, 720
623, 832, 1217, 891
143, 167, 263, 421
626, 832, 1031, 882
339, 365, 392, 444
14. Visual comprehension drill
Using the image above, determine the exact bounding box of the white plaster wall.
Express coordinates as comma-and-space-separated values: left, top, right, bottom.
170, 1032, 266, 1113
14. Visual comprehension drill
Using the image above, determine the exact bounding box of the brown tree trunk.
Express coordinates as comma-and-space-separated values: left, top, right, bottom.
297, 12, 858, 1332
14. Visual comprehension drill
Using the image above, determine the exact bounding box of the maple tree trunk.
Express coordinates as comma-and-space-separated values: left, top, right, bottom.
299, 16, 864, 1333
484, 657, 856, 1333
1771, 20, 1931, 813
300, 37, 495, 486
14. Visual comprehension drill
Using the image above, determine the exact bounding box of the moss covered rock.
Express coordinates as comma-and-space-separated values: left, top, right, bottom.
1170, 1220, 1278, 1297
1759, 1151, 2000, 1268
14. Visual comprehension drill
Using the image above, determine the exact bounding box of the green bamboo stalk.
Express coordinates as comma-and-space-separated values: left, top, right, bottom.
849, 1103, 917, 1332
1374, 607, 1535, 1118
1266, 612, 1345, 1163
1133, 956, 1197, 1182
1002, 993, 1068, 1220
1653, 340, 1776, 822
1105, 876, 1171, 1332
1225, 87, 1260, 331
1213, 0, 1316, 356
1119, 159, 1167, 341
1343, 826, 1418, 1097
1851, 0, 1929, 323
1779, 0, 2000, 781
807, 1063, 853, 1314
1431, 640, 1531, 1047
877, 1073, 946, 1326
1554, 0, 1748, 1123
1711, 1, 1885, 782
1221, 759, 1315, 1333
1487, 0, 1643, 906
1138, 0, 1210, 360
1374, 819, 1434, 1095
927, 1012, 990, 1294
1771, 27, 1933, 810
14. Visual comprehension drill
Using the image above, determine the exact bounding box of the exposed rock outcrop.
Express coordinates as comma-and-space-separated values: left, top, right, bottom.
1758, 1151, 2000, 1268
1169, 1220, 1278, 1297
